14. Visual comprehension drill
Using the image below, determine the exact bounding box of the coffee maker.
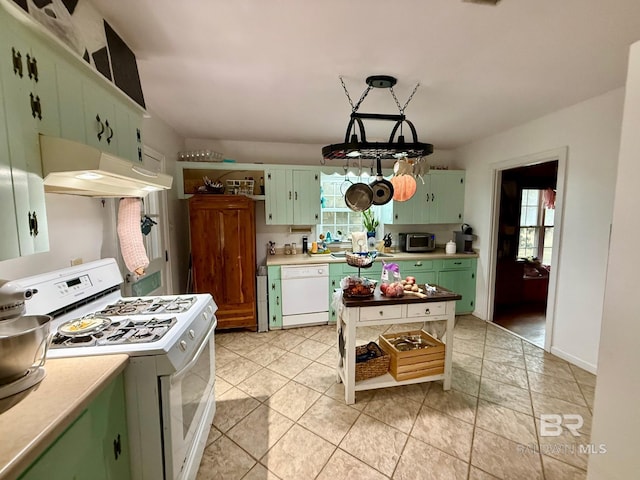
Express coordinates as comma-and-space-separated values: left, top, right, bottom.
454, 224, 475, 254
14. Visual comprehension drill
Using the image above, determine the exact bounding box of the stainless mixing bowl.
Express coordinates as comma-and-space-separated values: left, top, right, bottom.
0, 315, 52, 385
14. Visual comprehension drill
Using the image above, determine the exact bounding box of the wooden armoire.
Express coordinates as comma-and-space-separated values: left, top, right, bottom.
188, 195, 256, 330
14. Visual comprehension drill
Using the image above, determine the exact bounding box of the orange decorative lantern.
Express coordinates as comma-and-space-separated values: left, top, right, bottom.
391, 175, 417, 201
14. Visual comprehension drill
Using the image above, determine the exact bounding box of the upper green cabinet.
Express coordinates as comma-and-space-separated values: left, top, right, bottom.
430, 170, 465, 224
57, 62, 144, 163
0, 1, 146, 261
82, 77, 119, 155
0, 81, 20, 260
0, 16, 56, 258
384, 175, 432, 224
265, 168, 320, 225
379, 170, 465, 225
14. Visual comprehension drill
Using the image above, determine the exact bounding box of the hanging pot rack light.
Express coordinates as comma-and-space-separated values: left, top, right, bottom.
321, 75, 434, 161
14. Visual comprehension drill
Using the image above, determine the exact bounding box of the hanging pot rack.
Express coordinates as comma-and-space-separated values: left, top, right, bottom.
321, 75, 434, 161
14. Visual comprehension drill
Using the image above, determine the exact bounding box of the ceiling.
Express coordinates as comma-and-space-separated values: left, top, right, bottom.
91, 0, 640, 151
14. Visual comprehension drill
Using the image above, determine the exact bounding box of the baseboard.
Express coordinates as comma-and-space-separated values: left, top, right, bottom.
550, 346, 597, 374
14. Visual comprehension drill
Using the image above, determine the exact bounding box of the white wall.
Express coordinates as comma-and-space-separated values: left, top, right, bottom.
0, 194, 109, 280
587, 41, 640, 480
456, 88, 624, 371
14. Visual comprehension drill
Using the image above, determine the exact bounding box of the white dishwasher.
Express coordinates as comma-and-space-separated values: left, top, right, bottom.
281, 264, 329, 327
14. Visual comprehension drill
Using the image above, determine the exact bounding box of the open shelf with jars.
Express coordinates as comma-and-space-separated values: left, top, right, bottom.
176, 162, 266, 199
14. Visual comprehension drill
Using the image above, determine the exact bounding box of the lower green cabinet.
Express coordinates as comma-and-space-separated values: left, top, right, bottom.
267, 266, 282, 329
90, 374, 131, 479
396, 260, 436, 285
437, 258, 477, 314
19, 374, 130, 480
329, 275, 341, 323
268, 257, 477, 330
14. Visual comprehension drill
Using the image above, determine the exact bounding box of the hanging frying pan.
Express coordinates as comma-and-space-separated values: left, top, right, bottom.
343, 161, 374, 212
345, 182, 374, 212
370, 156, 394, 205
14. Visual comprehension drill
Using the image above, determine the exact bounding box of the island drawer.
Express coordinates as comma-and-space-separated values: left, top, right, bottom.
406, 302, 447, 318
359, 304, 404, 322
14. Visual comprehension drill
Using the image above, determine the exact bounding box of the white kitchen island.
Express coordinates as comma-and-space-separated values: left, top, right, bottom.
336, 285, 461, 405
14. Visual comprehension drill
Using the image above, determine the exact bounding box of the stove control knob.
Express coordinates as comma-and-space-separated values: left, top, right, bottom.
207, 305, 214, 314
188, 329, 195, 339
201, 312, 208, 322
179, 340, 187, 351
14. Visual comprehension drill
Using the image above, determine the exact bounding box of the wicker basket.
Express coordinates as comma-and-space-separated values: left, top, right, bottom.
355, 342, 390, 381
346, 251, 376, 268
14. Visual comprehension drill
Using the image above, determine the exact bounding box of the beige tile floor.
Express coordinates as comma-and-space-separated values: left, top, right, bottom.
198, 316, 596, 480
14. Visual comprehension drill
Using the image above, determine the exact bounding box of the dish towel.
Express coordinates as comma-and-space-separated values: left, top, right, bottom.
117, 198, 149, 276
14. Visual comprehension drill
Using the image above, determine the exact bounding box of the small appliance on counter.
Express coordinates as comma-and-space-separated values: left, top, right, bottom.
455, 224, 475, 254
0, 280, 51, 413
399, 233, 436, 252
445, 240, 457, 255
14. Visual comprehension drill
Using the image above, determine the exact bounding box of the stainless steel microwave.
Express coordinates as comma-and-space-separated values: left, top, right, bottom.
399, 233, 436, 252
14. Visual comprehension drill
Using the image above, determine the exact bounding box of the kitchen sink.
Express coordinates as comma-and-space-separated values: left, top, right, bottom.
330, 251, 393, 258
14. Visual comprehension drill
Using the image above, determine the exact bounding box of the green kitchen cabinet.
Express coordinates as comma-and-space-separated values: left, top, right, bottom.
437, 257, 477, 314
82, 77, 120, 156
58, 62, 144, 164
386, 175, 432, 224
267, 266, 283, 329
82, 76, 144, 162
380, 171, 465, 225
0, 74, 20, 260
0, 17, 57, 258
114, 97, 144, 163
396, 259, 437, 285
55, 57, 87, 144
265, 168, 320, 225
430, 170, 465, 224
329, 275, 341, 323
89, 374, 131, 479
19, 374, 130, 480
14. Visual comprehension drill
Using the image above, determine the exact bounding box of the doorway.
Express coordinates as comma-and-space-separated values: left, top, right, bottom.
488, 148, 566, 350
118, 146, 173, 296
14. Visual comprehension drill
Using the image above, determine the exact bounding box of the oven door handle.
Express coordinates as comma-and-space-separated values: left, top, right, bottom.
172, 321, 216, 382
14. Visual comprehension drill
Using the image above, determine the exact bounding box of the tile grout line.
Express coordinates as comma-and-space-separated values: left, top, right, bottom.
468, 324, 487, 479
519, 336, 547, 480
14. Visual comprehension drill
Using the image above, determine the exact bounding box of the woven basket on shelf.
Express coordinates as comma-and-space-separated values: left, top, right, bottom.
355, 342, 390, 381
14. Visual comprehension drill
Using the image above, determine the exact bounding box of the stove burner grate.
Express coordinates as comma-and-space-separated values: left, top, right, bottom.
97, 296, 197, 316
50, 317, 178, 349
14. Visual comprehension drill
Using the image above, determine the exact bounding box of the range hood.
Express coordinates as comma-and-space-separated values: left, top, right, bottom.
39, 135, 173, 197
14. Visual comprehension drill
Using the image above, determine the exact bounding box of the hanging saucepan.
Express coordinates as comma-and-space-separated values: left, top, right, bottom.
370, 156, 394, 205
342, 161, 374, 212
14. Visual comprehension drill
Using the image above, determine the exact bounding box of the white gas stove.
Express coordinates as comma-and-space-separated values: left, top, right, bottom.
16, 258, 218, 480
